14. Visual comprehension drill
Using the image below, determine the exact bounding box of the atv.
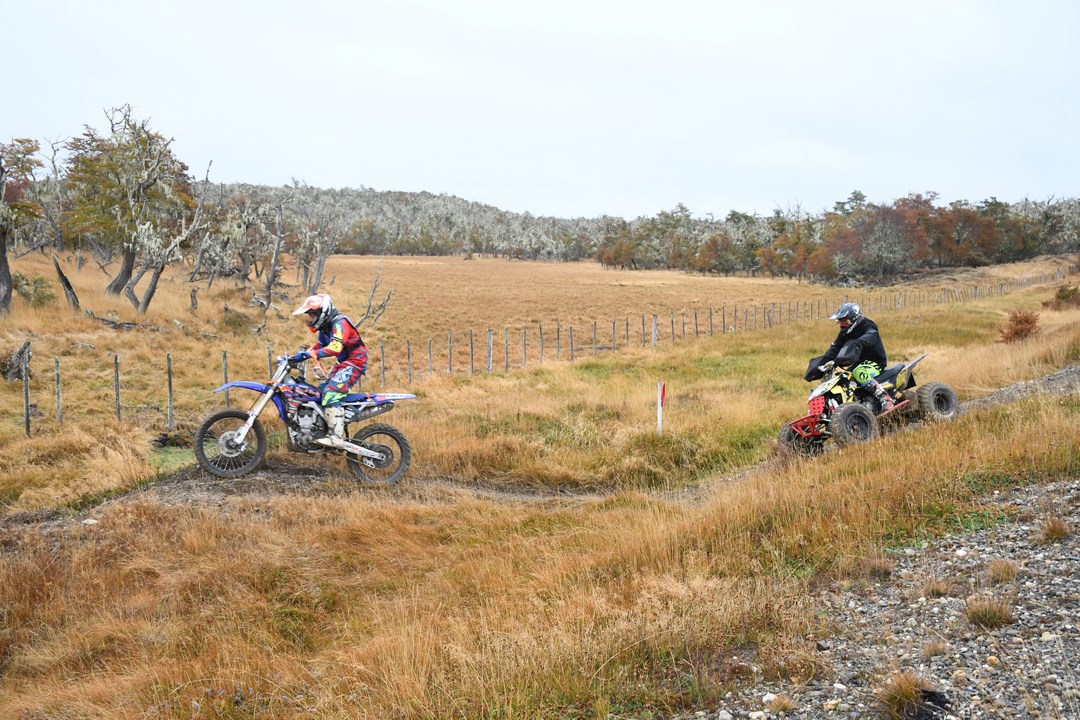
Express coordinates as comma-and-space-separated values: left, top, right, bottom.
778, 352, 959, 457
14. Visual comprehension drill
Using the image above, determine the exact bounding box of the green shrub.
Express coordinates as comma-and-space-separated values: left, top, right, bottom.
12, 272, 57, 307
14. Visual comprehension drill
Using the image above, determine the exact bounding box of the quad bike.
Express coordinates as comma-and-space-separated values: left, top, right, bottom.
194, 354, 415, 484
778, 352, 959, 457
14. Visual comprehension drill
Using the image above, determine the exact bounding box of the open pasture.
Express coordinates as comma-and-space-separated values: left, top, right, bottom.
1, 252, 1077, 510
1, 252, 1080, 717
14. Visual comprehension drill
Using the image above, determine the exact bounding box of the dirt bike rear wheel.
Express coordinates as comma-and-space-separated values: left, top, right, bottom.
195, 409, 267, 478
917, 381, 960, 421
831, 403, 879, 447
346, 423, 411, 485
777, 424, 823, 458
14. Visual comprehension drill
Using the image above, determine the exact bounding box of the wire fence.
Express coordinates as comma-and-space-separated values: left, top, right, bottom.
10, 272, 1068, 437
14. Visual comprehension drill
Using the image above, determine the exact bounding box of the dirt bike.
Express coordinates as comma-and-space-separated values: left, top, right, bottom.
194, 354, 415, 484
778, 352, 959, 456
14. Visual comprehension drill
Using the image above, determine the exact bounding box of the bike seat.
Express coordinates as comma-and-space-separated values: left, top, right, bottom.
877, 364, 905, 384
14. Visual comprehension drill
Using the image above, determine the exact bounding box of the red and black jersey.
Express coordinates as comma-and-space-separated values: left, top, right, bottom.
309, 314, 366, 371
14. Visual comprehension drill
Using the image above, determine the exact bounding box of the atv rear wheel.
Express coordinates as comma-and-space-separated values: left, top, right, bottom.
917, 381, 959, 421
832, 403, 879, 447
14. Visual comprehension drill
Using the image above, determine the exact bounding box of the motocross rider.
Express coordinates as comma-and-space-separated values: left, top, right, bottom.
290, 294, 368, 447
819, 302, 896, 412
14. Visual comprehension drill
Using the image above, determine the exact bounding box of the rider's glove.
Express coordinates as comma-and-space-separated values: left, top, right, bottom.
289, 351, 311, 364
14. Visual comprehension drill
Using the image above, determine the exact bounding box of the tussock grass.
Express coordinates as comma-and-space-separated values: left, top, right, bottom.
921, 578, 953, 599
1036, 515, 1071, 544
877, 671, 941, 719
922, 639, 948, 659
987, 559, 1019, 584
963, 595, 1016, 629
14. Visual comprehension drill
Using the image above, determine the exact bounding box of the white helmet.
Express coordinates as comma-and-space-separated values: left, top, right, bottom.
292, 293, 335, 331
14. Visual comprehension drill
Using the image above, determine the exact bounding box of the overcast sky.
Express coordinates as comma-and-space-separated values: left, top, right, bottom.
5, 1, 1079, 219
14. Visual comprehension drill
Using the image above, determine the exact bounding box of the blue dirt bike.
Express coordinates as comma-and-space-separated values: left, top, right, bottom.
194, 354, 414, 484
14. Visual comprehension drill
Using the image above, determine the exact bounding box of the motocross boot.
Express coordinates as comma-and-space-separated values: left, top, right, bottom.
315, 406, 347, 448
866, 379, 896, 413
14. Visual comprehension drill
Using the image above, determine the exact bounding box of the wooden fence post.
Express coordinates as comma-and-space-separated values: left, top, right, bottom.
504, 328, 509, 371
556, 321, 562, 360
267, 345, 273, 375
523, 326, 527, 369
380, 341, 386, 387
167, 353, 174, 432
641, 314, 645, 347
115, 354, 122, 419
569, 327, 575, 360
651, 315, 658, 347
593, 321, 597, 355
487, 329, 494, 372
428, 338, 433, 375
470, 329, 475, 375
407, 341, 412, 385
722, 306, 726, 334
23, 352, 31, 437
51, 356, 62, 428
222, 351, 229, 409
448, 331, 453, 374
670, 313, 675, 341
539, 323, 544, 365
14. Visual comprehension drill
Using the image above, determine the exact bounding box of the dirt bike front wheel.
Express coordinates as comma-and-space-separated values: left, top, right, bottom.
195, 409, 267, 478
346, 423, 411, 485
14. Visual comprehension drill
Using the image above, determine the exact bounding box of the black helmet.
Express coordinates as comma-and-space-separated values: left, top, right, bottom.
830, 302, 862, 334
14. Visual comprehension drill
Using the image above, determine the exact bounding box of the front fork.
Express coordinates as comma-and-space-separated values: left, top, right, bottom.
232, 363, 289, 445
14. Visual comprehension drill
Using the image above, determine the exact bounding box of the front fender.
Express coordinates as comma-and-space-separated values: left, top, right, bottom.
213, 381, 287, 421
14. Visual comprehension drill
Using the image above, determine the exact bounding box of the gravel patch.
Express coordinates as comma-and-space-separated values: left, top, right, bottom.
681, 478, 1080, 719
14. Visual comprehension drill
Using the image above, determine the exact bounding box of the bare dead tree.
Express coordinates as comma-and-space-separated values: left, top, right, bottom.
52, 254, 80, 310
123, 165, 210, 314
260, 195, 291, 314
353, 268, 393, 328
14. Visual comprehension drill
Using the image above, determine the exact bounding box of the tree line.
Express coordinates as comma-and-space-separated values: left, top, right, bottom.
3, 107, 1079, 316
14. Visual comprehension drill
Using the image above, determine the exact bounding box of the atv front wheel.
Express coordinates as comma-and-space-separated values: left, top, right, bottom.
917, 382, 959, 421
832, 403, 879, 447
777, 424, 823, 458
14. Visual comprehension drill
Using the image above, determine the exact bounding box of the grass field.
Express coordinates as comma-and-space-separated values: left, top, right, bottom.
1, 251, 1078, 718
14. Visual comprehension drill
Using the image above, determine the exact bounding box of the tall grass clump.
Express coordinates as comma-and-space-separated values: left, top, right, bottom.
877, 671, 947, 719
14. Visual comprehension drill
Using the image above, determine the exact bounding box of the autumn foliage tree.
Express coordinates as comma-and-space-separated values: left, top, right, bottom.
65, 106, 201, 300
64, 106, 205, 313
0, 139, 45, 314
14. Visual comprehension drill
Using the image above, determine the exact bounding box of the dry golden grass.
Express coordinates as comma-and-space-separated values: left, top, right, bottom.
1, 252, 1079, 717
921, 639, 948, 659
1036, 515, 1071, 544
921, 578, 953, 599
963, 595, 1016, 629
876, 671, 940, 719
987, 559, 1019, 584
